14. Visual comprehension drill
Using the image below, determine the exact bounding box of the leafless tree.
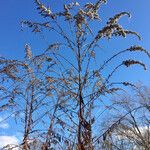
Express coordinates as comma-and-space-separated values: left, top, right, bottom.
99, 85, 150, 150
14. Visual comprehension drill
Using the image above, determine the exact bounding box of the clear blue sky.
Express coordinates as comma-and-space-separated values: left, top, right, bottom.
0, 0, 150, 147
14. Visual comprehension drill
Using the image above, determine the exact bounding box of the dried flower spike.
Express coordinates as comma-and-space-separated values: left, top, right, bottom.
123, 59, 146, 70
127, 46, 150, 57
25, 44, 32, 59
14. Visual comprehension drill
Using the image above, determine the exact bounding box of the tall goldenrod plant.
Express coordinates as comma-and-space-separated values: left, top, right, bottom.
0, 0, 149, 149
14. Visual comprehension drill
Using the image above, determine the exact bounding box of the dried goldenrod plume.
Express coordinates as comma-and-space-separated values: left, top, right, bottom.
56, 2, 80, 21
94, 0, 107, 10
95, 24, 125, 41
74, 9, 86, 30
1, 65, 18, 80
83, 0, 107, 20
127, 45, 150, 57
64, 2, 80, 11
84, 2, 100, 20
93, 11, 141, 42
123, 59, 147, 70
21, 20, 50, 33
34, 0, 54, 18
107, 12, 131, 25
46, 43, 60, 52
112, 29, 141, 40
122, 82, 136, 87
95, 24, 141, 42
106, 88, 122, 94
63, 4, 72, 20
25, 44, 32, 59
124, 30, 141, 40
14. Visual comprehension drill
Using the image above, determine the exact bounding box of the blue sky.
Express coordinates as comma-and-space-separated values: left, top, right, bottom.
0, 0, 150, 147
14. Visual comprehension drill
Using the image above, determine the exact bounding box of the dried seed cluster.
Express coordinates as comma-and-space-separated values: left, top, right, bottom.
94, 12, 141, 42
123, 60, 146, 70
35, 0, 54, 18
22, 20, 50, 33
127, 46, 150, 57
25, 44, 32, 59
107, 12, 131, 25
